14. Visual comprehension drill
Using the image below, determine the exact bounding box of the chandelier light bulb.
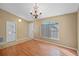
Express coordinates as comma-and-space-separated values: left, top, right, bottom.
30, 3, 42, 19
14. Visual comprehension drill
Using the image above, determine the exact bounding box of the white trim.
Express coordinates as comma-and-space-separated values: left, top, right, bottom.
0, 38, 32, 49
35, 39, 77, 51
0, 38, 77, 52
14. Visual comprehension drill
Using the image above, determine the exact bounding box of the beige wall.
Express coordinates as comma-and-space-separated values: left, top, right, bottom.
35, 12, 77, 49
34, 19, 42, 38
0, 9, 30, 47
0, 9, 77, 50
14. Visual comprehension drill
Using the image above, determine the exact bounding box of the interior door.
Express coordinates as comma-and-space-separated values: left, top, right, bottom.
6, 21, 16, 42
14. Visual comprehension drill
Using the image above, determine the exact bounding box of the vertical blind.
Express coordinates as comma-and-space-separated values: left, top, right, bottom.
41, 20, 59, 40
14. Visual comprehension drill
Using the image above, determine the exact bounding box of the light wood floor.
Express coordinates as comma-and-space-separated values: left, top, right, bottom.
0, 40, 77, 56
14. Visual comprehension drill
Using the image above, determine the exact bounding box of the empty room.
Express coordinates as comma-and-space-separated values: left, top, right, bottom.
0, 3, 79, 56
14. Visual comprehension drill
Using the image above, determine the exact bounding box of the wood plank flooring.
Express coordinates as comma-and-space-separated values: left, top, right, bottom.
0, 40, 77, 56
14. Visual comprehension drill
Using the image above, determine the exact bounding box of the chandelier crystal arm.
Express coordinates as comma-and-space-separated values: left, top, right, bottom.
30, 3, 42, 19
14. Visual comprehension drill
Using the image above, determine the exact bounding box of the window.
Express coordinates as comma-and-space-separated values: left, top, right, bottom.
41, 20, 59, 40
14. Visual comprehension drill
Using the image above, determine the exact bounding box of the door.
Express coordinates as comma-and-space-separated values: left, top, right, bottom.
6, 21, 16, 42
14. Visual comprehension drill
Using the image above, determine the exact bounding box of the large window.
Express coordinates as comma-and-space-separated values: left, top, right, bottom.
41, 20, 59, 40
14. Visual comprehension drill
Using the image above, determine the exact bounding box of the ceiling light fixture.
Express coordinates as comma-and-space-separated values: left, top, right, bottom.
30, 3, 42, 19
18, 19, 22, 22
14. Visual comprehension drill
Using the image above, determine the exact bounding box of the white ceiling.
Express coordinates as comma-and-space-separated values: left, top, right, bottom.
0, 3, 79, 21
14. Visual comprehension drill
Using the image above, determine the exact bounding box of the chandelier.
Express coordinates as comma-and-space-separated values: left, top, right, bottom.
30, 3, 42, 19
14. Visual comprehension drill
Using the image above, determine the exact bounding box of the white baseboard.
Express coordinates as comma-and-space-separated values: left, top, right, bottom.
0, 38, 77, 52
0, 38, 32, 49
35, 39, 77, 51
